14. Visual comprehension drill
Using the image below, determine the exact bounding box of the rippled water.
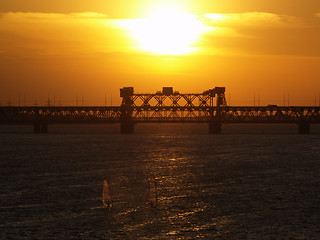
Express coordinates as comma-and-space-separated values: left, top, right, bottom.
0, 124, 320, 239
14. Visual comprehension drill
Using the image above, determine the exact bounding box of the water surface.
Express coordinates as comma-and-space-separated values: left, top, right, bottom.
0, 124, 320, 239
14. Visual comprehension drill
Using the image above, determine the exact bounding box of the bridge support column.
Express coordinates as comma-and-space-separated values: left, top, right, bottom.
209, 121, 222, 134
33, 121, 41, 133
41, 121, 48, 133
121, 117, 134, 134
120, 87, 134, 134
33, 121, 48, 133
298, 122, 310, 134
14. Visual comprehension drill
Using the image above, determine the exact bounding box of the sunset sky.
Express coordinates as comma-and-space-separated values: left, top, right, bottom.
1, 0, 320, 106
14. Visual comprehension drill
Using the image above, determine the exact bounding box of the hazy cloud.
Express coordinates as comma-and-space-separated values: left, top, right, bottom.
0, 12, 128, 57
203, 12, 304, 29
0, 11, 317, 59
0, 11, 108, 21
69, 12, 108, 19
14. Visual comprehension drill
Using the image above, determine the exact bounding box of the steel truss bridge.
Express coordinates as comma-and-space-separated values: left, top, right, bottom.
0, 87, 319, 134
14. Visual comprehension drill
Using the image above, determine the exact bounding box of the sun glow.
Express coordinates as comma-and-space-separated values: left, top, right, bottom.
120, 7, 207, 55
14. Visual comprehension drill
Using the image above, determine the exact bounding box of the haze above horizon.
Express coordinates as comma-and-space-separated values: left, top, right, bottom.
1, 0, 320, 106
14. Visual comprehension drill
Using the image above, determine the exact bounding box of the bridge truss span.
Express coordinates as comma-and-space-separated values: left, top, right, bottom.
0, 106, 121, 123
1, 105, 319, 123
129, 106, 320, 123
221, 106, 320, 123
132, 106, 212, 122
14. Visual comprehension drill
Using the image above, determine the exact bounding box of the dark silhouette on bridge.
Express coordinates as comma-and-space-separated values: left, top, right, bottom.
0, 87, 319, 134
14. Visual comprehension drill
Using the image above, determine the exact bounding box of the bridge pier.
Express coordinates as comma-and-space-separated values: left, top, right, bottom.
298, 122, 310, 134
33, 121, 48, 134
120, 87, 134, 134
41, 121, 48, 133
120, 118, 134, 134
209, 121, 222, 134
33, 121, 41, 133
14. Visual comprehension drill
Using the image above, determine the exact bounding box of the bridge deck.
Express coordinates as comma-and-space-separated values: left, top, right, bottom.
1, 106, 320, 124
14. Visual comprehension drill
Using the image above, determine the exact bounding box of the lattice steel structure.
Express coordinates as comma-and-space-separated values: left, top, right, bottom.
119, 87, 227, 133
0, 106, 121, 123
1, 87, 320, 134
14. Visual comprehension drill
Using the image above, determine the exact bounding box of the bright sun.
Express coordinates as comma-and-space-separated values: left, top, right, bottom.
120, 7, 207, 55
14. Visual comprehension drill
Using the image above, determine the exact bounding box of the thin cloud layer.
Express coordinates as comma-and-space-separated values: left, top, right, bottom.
0, 12, 126, 57
0, 11, 108, 21
203, 12, 304, 29
0, 11, 317, 58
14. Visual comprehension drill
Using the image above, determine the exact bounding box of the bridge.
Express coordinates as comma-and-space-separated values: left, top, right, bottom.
1, 87, 320, 134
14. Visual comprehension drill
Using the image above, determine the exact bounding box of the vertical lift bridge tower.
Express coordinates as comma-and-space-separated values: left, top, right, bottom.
120, 86, 227, 133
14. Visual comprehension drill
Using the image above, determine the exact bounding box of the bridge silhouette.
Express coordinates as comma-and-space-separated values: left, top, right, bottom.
1, 87, 319, 134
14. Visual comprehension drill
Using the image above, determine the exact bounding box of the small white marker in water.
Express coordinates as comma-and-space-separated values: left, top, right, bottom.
102, 179, 112, 208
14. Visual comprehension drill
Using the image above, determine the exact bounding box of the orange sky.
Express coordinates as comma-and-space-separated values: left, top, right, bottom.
1, 0, 320, 106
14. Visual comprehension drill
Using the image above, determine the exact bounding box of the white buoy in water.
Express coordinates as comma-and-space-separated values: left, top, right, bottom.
102, 179, 112, 208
